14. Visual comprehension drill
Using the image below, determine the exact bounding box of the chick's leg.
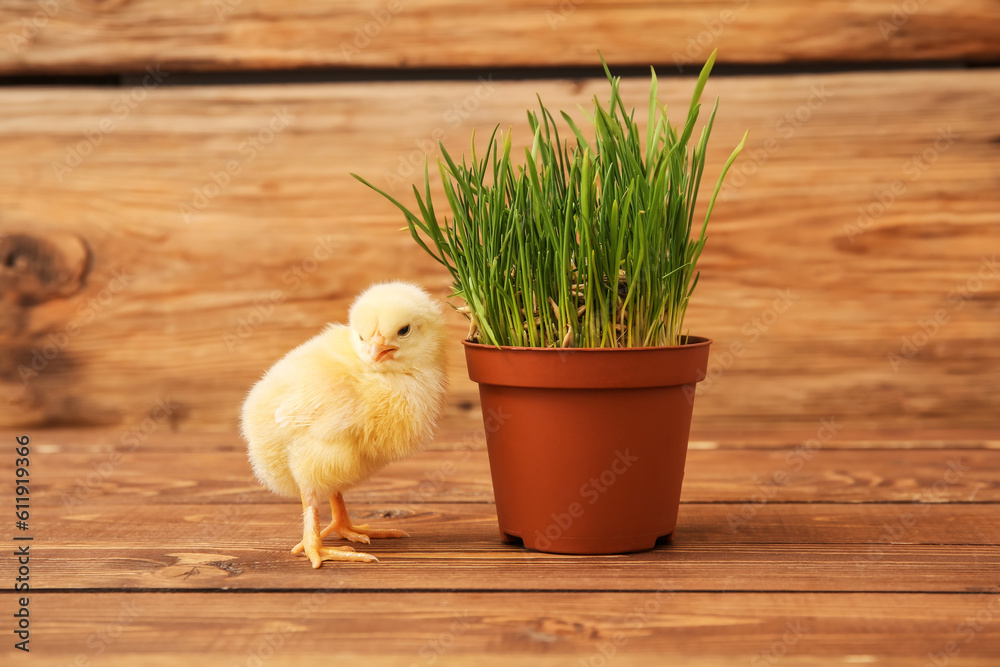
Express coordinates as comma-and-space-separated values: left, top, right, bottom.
327, 491, 410, 543
293, 492, 409, 548
294, 490, 378, 567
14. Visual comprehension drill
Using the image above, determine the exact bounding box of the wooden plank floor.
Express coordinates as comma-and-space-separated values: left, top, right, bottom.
5, 426, 998, 664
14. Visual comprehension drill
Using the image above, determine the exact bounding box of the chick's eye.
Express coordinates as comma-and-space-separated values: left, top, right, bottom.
398, 324, 411, 337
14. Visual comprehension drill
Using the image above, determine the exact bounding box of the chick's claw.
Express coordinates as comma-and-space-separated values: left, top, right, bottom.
337, 528, 371, 544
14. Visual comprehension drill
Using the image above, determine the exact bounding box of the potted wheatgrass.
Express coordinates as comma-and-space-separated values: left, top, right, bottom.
355, 52, 746, 554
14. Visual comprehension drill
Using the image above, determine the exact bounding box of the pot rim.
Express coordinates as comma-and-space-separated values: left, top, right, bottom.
463, 335, 712, 388
462, 335, 712, 353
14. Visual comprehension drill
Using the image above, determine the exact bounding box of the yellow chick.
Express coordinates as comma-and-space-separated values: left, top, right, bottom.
241, 281, 447, 567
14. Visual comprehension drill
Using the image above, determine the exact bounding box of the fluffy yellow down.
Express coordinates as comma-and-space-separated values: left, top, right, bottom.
241, 282, 447, 499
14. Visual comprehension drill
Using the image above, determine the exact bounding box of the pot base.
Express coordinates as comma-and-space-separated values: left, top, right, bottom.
500, 528, 673, 555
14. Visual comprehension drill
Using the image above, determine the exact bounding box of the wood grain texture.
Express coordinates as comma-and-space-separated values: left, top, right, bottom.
12, 431, 998, 594
1, 70, 999, 432
6, 592, 1000, 666
33, 443, 1000, 507
1, 0, 999, 74
30, 502, 1000, 592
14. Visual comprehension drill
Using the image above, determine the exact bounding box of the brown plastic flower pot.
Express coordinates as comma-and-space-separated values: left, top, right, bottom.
464, 337, 711, 555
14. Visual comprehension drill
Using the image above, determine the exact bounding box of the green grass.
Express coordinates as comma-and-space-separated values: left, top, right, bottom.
353, 51, 747, 348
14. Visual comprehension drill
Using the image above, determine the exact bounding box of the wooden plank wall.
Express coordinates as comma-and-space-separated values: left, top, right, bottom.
1, 1, 998, 435
1, 1, 999, 72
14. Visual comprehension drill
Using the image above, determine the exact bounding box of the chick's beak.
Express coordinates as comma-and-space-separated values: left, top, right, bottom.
368, 333, 398, 363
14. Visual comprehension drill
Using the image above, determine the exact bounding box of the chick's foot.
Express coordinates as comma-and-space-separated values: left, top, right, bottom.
291, 524, 406, 553
296, 490, 380, 567
328, 522, 410, 543
328, 491, 410, 543
298, 543, 378, 568
293, 491, 409, 552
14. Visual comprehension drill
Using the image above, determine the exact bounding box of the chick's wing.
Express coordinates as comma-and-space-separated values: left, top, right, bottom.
271, 327, 363, 443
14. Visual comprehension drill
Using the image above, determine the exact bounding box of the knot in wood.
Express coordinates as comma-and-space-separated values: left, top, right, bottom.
0, 231, 89, 305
